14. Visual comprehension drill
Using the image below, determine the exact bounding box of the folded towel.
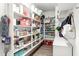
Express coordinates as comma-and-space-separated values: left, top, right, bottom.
62, 24, 71, 36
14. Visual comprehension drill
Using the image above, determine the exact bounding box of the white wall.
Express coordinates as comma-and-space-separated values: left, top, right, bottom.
43, 10, 70, 22
73, 7, 79, 56
59, 10, 72, 23
0, 4, 7, 35
0, 3, 7, 56
43, 10, 55, 17
0, 4, 7, 21
43, 10, 70, 21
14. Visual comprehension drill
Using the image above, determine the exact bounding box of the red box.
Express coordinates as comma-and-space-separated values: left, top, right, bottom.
43, 39, 53, 46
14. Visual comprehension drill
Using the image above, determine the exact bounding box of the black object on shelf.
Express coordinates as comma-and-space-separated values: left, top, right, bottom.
16, 19, 20, 25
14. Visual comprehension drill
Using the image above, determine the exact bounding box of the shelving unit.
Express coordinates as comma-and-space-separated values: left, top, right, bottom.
12, 3, 43, 56
22, 40, 43, 56
44, 17, 55, 40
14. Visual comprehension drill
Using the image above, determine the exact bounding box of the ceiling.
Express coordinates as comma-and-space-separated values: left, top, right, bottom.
58, 3, 76, 10
34, 3, 57, 11
34, 3, 76, 11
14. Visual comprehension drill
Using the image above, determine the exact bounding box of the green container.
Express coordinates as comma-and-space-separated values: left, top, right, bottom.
14, 49, 24, 56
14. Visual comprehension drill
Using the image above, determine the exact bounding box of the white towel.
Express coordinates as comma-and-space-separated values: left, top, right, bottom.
62, 24, 71, 36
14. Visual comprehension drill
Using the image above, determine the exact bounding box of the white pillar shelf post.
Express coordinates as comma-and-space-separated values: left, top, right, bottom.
55, 6, 60, 38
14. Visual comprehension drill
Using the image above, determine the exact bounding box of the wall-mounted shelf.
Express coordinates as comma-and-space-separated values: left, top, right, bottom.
14, 35, 43, 55
14, 41, 31, 53
17, 34, 31, 39
44, 17, 55, 40
22, 40, 43, 56
14, 35, 43, 54
14, 12, 32, 19
13, 3, 43, 56
33, 19, 41, 23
